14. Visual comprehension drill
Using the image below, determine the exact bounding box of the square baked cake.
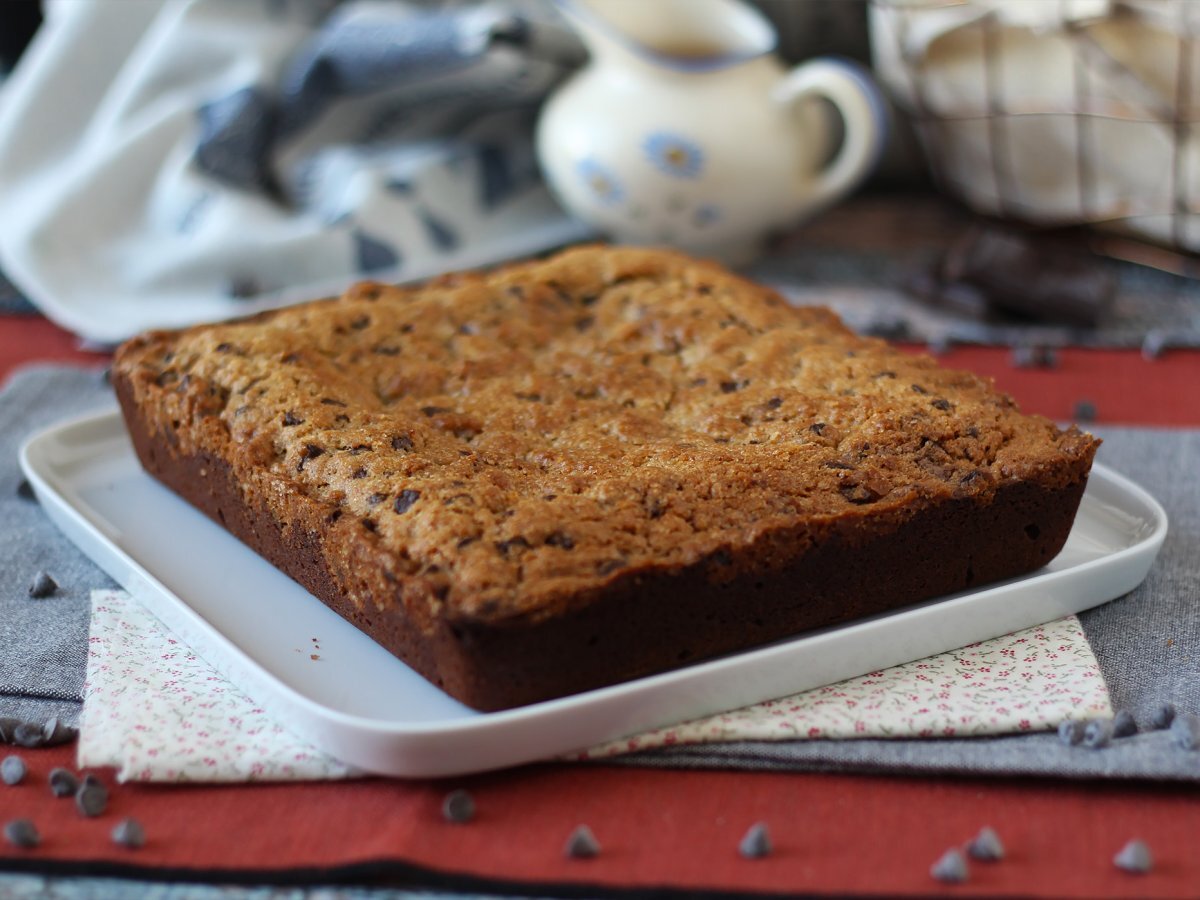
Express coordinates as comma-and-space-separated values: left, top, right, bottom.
113, 246, 1099, 710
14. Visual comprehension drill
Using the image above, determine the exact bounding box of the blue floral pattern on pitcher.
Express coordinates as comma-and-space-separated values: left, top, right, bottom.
575, 158, 624, 205
643, 132, 704, 179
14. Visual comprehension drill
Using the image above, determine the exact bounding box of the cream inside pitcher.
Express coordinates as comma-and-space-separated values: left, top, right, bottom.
536, 0, 887, 262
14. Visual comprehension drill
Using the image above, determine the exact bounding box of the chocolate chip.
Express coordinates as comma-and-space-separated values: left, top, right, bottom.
809, 422, 827, 435
48, 767, 78, 797
320, 398, 347, 407
1112, 710, 1138, 738
931, 398, 953, 411
1, 755, 26, 785
1058, 719, 1086, 746
739, 822, 772, 859
393, 490, 421, 514
1114, 839, 1153, 874
351, 467, 367, 479
3, 819, 39, 849
296, 444, 324, 471
374, 346, 400, 356
282, 411, 304, 426
75, 779, 108, 817
930, 848, 968, 883
367, 493, 387, 506
646, 498, 666, 519
1082, 718, 1113, 749
456, 536, 478, 549
822, 460, 855, 470
28, 571, 57, 599
966, 826, 1005, 861
545, 531, 575, 550
911, 384, 928, 394
442, 789, 475, 824
1170, 713, 1200, 750
155, 370, 178, 387
841, 483, 881, 505
361, 518, 377, 533
596, 559, 626, 576
16, 479, 35, 502
564, 824, 600, 859
13, 723, 44, 748
719, 380, 742, 394
421, 406, 450, 416
112, 817, 146, 849
350, 315, 370, 330
494, 536, 530, 557
391, 434, 414, 452
574, 316, 595, 332
281, 352, 300, 364
766, 397, 782, 409
1150, 703, 1176, 730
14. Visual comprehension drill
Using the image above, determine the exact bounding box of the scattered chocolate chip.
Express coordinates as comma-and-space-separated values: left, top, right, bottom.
545, 531, 575, 550
391, 434, 414, 452
646, 498, 666, 519
1141, 331, 1169, 361
215, 342, 233, 353
2, 755, 26, 785
1150, 703, 1176, 730
13, 723, 44, 748
1114, 839, 1153, 874
48, 767, 78, 797
1082, 718, 1113, 749
374, 345, 400, 356
421, 406, 450, 416
75, 778, 108, 817
1112, 710, 1138, 738
320, 398, 347, 407
766, 397, 782, 409
349, 316, 370, 330
1058, 719, 1086, 746
931, 398, 953, 411
281, 352, 301, 364
564, 824, 600, 859
16, 479, 35, 502
822, 460, 855, 470
112, 817, 146, 849
966, 826, 1005, 861
442, 789, 475, 824
351, 467, 367, 479
1073, 399, 1097, 423
719, 380, 742, 394
1170, 713, 1200, 750
394, 490, 421, 514
574, 316, 595, 332
809, 423, 827, 435
282, 411, 304, 426
911, 384, 928, 394
739, 822, 772, 859
366, 493, 387, 506
930, 848, 969, 883
3, 819, 39, 849
28, 571, 58, 599
361, 518, 377, 533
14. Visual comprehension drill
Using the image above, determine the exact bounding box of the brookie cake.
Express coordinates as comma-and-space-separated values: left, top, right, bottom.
112, 246, 1100, 711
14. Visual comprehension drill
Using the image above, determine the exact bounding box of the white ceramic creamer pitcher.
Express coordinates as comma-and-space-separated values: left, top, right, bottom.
536, 0, 886, 262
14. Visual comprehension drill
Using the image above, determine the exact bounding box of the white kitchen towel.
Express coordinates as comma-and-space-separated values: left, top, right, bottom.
0, 0, 587, 345
79, 589, 1112, 782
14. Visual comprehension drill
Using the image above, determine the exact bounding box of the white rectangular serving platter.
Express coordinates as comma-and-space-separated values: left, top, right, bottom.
22, 410, 1168, 778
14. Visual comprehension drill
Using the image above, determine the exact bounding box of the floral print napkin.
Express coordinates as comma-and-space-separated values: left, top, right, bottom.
78, 589, 1112, 782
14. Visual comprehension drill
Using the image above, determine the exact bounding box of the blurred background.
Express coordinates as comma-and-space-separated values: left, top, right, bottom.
0, 0, 1197, 361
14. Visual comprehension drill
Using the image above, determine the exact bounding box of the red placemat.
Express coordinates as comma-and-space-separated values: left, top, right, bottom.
3, 744, 1200, 897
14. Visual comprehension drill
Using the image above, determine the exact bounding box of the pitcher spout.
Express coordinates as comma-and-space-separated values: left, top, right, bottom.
556, 0, 776, 72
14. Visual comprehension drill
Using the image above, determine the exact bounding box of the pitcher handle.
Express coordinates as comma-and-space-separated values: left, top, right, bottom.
771, 58, 887, 213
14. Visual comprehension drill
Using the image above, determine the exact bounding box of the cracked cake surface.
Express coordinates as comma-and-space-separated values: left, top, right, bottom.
113, 245, 1099, 709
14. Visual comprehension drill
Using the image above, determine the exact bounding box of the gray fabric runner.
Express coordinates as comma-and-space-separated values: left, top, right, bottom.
1, 365, 1197, 779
